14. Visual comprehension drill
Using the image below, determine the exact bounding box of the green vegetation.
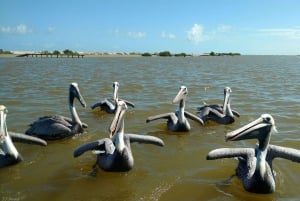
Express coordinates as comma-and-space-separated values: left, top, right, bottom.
0, 49, 12, 54
63, 49, 74, 55
53, 50, 60, 55
158, 51, 172, 56
2, 48, 241, 57
142, 51, 191, 57
174, 53, 188, 57
209, 51, 216, 56
141, 52, 152, 56
36, 49, 81, 56
61, 49, 80, 56
208, 51, 241, 56
129, 52, 141, 55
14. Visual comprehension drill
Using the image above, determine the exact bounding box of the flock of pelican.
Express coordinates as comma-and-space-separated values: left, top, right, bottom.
1, 81, 300, 194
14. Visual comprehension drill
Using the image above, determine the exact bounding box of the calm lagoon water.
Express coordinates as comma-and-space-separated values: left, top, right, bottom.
0, 55, 300, 201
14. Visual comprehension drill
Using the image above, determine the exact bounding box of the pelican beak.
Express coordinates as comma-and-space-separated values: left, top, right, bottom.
109, 101, 127, 138
71, 82, 86, 108
173, 86, 187, 104
77, 89, 87, 108
226, 114, 274, 141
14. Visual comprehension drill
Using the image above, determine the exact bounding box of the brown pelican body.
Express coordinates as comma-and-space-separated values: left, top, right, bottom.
146, 86, 203, 131
91, 81, 134, 114
74, 100, 164, 171
25, 83, 88, 140
197, 87, 240, 124
207, 114, 300, 193
0, 105, 47, 167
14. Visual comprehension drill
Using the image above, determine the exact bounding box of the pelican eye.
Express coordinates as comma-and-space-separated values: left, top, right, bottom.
264, 116, 271, 122
113, 82, 119, 87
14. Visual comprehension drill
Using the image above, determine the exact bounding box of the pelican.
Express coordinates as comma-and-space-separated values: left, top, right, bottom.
74, 100, 164, 172
0, 105, 47, 167
197, 86, 240, 124
91, 81, 135, 113
207, 114, 300, 193
146, 86, 204, 131
25, 82, 88, 140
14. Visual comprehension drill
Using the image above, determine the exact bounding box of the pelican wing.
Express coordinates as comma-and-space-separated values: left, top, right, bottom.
267, 144, 300, 163
197, 105, 240, 118
202, 107, 225, 118
146, 113, 175, 123
207, 148, 255, 160
91, 102, 102, 110
92, 99, 116, 113
30, 115, 71, 127
102, 99, 116, 109
184, 111, 204, 125
197, 104, 222, 112
26, 117, 72, 139
125, 134, 165, 147
29, 122, 71, 136
232, 109, 240, 117
61, 116, 88, 128
9, 132, 47, 146
120, 99, 135, 108
73, 138, 114, 157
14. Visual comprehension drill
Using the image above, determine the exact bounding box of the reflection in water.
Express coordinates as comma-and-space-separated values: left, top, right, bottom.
0, 56, 300, 201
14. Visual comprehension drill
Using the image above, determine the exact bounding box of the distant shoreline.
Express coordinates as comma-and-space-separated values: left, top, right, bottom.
0, 53, 143, 58
0, 54, 15, 58
0, 53, 297, 58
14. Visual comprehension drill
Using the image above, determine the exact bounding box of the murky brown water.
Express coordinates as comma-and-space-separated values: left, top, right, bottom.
0, 56, 300, 201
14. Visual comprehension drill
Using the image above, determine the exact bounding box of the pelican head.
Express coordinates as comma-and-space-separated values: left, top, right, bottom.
226, 114, 277, 150
224, 86, 232, 94
222, 87, 232, 113
0, 105, 22, 166
173, 86, 188, 104
69, 82, 86, 108
113, 81, 119, 101
109, 100, 127, 139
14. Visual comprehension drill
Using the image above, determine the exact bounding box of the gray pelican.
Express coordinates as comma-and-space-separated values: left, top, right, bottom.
0, 105, 47, 168
25, 82, 88, 140
146, 86, 204, 131
207, 114, 300, 193
91, 81, 135, 114
197, 86, 240, 124
74, 100, 164, 172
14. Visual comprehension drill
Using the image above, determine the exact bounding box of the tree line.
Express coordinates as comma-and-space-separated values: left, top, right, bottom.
141, 51, 241, 57
142, 51, 191, 57
0, 49, 13, 54
41, 49, 81, 55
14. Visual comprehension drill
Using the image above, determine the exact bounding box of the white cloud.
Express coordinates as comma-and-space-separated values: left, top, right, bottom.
187, 24, 206, 44
0, 26, 11, 33
258, 28, 300, 39
161, 31, 176, 39
16, 24, 31, 34
0, 24, 32, 34
217, 25, 232, 32
113, 29, 120, 37
127, 31, 146, 38
47, 26, 56, 33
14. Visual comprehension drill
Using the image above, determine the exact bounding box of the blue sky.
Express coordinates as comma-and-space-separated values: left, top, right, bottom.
1, 0, 300, 54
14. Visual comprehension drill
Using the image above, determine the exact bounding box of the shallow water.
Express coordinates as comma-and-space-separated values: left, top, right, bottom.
0, 55, 300, 201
